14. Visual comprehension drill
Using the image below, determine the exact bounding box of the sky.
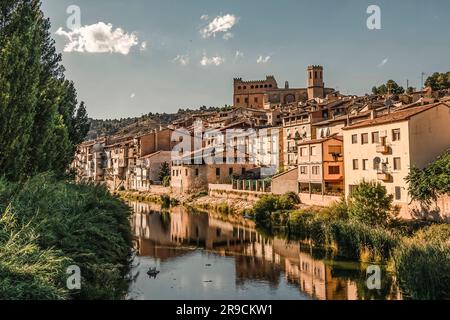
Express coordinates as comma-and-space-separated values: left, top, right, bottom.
41, 0, 450, 119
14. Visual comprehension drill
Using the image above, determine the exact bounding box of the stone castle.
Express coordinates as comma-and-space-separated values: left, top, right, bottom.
233, 65, 336, 109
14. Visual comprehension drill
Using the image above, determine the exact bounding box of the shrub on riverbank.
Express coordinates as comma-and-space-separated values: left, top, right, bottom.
0, 208, 71, 300
392, 224, 450, 299
287, 209, 398, 261
0, 173, 132, 300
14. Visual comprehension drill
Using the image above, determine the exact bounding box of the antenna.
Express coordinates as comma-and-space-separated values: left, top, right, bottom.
421, 72, 427, 90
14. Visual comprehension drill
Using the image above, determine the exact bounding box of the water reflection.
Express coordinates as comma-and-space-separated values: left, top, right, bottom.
127, 201, 402, 300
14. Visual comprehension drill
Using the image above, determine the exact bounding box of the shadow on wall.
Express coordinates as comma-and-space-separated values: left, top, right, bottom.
410, 203, 450, 222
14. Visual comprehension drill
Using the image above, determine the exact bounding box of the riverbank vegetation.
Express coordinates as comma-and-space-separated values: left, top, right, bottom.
248, 180, 450, 299
0, 174, 132, 300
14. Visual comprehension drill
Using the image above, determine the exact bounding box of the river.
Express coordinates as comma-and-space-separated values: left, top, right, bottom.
126, 201, 403, 300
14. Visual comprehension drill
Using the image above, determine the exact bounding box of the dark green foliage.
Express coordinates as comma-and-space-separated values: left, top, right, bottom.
406, 150, 450, 206
372, 80, 405, 95
253, 194, 297, 228
0, 207, 71, 300
159, 162, 171, 185
348, 180, 394, 226
425, 72, 450, 91
393, 224, 450, 299
0, 173, 132, 299
0, 0, 89, 181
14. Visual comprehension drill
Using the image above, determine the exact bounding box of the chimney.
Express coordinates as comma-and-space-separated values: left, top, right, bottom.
370, 110, 376, 120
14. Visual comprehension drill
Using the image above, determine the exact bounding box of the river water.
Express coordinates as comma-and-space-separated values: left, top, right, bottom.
126, 201, 403, 300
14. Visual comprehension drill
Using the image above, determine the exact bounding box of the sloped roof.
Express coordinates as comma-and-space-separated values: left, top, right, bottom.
342, 103, 449, 131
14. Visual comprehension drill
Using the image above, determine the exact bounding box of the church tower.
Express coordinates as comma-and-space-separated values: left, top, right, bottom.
307, 65, 325, 100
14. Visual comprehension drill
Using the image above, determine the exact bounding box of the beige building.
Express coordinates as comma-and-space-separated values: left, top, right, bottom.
343, 102, 450, 219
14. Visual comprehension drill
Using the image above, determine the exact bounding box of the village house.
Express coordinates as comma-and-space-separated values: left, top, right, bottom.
72, 137, 107, 183
170, 146, 256, 194
342, 102, 450, 219
296, 135, 344, 196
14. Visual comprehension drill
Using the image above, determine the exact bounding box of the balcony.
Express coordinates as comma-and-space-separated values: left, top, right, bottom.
377, 172, 392, 182
376, 144, 389, 154
288, 146, 298, 153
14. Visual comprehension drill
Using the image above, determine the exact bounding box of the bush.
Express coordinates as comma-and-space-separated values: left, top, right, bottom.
0, 173, 132, 300
253, 194, 297, 228
0, 207, 71, 300
348, 180, 394, 226
393, 240, 450, 299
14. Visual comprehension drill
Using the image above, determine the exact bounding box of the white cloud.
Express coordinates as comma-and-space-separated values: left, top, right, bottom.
140, 41, 147, 51
200, 14, 209, 21
55, 22, 140, 55
200, 14, 238, 38
223, 32, 234, 40
130, 93, 136, 99
235, 50, 244, 59
200, 55, 225, 66
378, 58, 388, 68
257, 55, 271, 64
173, 54, 190, 66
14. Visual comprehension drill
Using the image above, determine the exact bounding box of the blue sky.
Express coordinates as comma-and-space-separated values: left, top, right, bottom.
41, 0, 450, 119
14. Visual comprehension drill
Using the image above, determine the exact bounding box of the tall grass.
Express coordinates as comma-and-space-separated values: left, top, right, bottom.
392, 224, 450, 299
0, 207, 71, 300
0, 173, 132, 300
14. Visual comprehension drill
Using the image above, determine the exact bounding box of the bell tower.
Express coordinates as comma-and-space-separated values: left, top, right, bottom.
307, 65, 325, 100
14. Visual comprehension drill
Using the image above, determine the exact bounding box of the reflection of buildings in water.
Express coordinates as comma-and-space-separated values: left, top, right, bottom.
130, 201, 400, 300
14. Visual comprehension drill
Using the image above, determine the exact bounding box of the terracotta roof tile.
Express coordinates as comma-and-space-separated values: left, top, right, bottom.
342, 103, 448, 131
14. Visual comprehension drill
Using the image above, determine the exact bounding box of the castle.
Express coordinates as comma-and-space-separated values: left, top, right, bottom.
233, 65, 336, 109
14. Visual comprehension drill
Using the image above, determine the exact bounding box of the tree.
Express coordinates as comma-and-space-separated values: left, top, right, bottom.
406, 87, 416, 94
0, 0, 90, 180
348, 180, 394, 226
406, 150, 450, 206
159, 162, 171, 185
425, 72, 450, 91
371, 80, 404, 95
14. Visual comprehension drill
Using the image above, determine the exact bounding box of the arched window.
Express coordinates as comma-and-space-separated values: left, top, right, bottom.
373, 157, 381, 170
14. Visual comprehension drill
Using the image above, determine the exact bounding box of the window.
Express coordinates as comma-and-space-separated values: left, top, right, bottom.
254, 97, 258, 103
373, 157, 381, 170
362, 159, 369, 171
300, 166, 308, 174
195, 168, 199, 176
352, 134, 358, 144
216, 168, 221, 177
361, 133, 369, 145
242, 168, 246, 175
185, 169, 188, 176
244, 97, 249, 103
329, 166, 340, 175
372, 132, 379, 144
353, 159, 359, 170
312, 166, 320, 175
395, 187, 402, 201
310, 146, 317, 156
238, 86, 241, 90
392, 129, 401, 141
394, 157, 401, 171
229, 168, 233, 176
300, 147, 308, 157
309, 72, 312, 79
236, 98, 240, 104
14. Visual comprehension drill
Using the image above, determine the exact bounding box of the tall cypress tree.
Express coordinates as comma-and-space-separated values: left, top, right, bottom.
0, 0, 42, 180
0, 0, 90, 181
